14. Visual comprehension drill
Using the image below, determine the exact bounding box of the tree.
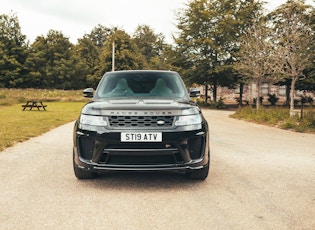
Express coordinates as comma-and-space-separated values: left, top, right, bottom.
133, 25, 170, 69
75, 36, 102, 88
0, 13, 28, 88
75, 25, 113, 88
24, 36, 47, 88
100, 28, 147, 73
175, 0, 264, 102
298, 3, 315, 93
25, 30, 83, 89
86, 24, 111, 49
269, 0, 314, 117
235, 20, 281, 110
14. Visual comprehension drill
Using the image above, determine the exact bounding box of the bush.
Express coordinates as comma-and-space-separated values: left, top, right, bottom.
307, 96, 314, 105
231, 107, 289, 125
212, 97, 226, 109
267, 94, 279, 106
253, 96, 263, 104
300, 95, 314, 106
300, 95, 308, 105
196, 97, 226, 109
302, 109, 315, 128
280, 120, 296, 130
231, 107, 315, 133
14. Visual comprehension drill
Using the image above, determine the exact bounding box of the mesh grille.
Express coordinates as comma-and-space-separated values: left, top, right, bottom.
79, 136, 94, 160
108, 116, 174, 128
107, 155, 176, 165
187, 136, 204, 160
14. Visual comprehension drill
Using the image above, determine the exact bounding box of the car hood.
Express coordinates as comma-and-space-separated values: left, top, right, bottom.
81, 99, 201, 116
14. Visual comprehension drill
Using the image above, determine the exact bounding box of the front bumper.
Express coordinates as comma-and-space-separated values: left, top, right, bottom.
73, 123, 209, 173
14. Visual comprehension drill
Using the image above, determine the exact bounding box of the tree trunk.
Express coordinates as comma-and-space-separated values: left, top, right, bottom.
289, 79, 296, 118
239, 83, 244, 108
256, 83, 261, 110
205, 84, 209, 103
213, 77, 218, 102
285, 81, 291, 106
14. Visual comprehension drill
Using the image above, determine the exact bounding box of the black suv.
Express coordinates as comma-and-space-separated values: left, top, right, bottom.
73, 70, 209, 180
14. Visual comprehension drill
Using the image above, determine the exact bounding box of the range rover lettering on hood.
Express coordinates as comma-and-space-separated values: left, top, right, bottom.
109, 111, 173, 116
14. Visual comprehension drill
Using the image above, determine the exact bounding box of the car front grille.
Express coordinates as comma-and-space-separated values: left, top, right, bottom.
106, 155, 177, 165
108, 116, 174, 128
99, 143, 183, 165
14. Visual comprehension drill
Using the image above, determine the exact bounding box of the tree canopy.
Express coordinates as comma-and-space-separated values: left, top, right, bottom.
235, 19, 280, 109
0, 13, 28, 88
174, 0, 264, 102
0, 0, 314, 97
268, 0, 314, 116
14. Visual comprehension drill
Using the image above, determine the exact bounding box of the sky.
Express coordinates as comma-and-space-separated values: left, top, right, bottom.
1, 0, 315, 44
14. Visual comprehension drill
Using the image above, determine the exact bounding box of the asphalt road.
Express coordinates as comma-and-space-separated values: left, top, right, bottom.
0, 110, 314, 230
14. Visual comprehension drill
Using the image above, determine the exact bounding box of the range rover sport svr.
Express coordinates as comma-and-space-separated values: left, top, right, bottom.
73, 70, 210, 180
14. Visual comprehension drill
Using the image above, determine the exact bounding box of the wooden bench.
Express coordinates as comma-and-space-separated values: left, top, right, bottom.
22, 101, 47, 111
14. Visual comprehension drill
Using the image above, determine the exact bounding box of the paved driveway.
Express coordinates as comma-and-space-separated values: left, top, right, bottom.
0, 110, 314, 229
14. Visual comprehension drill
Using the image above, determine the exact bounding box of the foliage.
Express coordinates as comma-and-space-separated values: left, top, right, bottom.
197, 97, 226, 109
24, 30, 87, 90
175, 0, 264, 102
0, 16, 175, 90
268, 0, 314, 117
235, 19, 282, 110
297, 95, 314, 107
133, 25, 167, 69
100, 29, 147, 72
75, 36, 101, 88
0, 13, 28, 88
253, 96, 264, 105
307, 96, 314, 105
0, 2, 315, 94
230, 106, 315, 133
86, 24, 111, 49
267, 94, 279, 105
298, 3, 315, 92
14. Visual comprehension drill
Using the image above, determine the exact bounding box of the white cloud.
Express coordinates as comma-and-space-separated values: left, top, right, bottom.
2, 0, 185, 43
1, 0, 314, 44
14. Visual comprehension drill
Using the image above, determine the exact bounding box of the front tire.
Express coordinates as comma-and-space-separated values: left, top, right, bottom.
73, 164, 96, 179
186, 150, 210, 180
186, 164, 209, 180
73, 149, 96, 179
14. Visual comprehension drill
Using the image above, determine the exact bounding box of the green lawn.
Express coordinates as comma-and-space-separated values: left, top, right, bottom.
0, 101, 86, 151
0, 88, 89, 151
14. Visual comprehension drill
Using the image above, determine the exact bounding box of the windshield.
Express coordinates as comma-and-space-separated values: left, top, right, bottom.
95, 71, 189, 100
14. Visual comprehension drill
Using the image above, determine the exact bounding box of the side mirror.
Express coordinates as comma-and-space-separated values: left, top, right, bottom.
83, 88, 94, 98
189, 88, 200, 98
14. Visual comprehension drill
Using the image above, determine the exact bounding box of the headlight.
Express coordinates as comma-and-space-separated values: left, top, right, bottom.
80, 114, 108, 126
175, 114, 202, 126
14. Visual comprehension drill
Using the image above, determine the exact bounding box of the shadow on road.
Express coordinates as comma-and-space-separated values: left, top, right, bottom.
73, 171, 206, 191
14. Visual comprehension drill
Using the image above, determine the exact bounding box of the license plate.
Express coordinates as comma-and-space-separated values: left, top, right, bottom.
121, 132, 162, 142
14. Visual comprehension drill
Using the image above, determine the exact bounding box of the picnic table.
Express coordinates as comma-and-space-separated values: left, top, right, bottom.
22, 101, 47, 111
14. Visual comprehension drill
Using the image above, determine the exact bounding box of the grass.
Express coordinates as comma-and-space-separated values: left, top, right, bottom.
230, 106, 315, 133
0, 88, 86, 106
0, 89, 89, 151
